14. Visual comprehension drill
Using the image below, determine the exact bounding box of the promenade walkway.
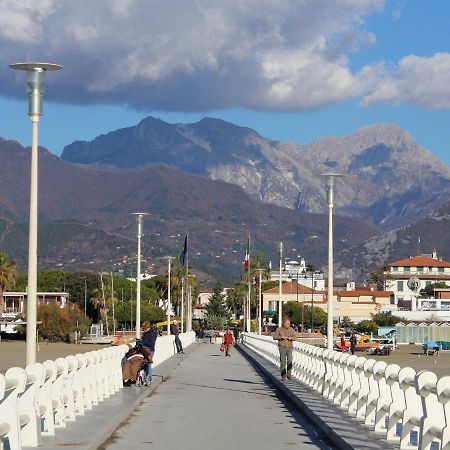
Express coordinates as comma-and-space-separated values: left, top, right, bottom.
102, 343, 333, 450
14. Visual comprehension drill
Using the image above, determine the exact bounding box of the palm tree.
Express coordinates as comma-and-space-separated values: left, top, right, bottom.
226, 281, 246, 319
0, 253, 17, 313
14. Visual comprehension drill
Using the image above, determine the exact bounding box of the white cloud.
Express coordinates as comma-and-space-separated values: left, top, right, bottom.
5, 0, 430, 112
360, 53, 450, 109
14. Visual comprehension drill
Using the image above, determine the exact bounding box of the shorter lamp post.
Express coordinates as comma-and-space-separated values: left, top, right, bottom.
82, 277, 87, 319
320, 173, 344, 351
131, 212, 148, 339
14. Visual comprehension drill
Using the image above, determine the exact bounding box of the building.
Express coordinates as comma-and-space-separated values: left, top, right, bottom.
193, 292, 212, 319
262, 281, 395, 323
269, 258, 325, 290
2, 291, 69, 317
384, 250, 450, 308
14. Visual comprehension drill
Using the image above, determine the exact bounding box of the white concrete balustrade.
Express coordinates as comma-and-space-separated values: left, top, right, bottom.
242, 333, 450, 450
0, 331, 196, 450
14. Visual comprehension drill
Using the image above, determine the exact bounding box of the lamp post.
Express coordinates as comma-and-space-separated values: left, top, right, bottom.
311, 269, 314, 331
132, 212, 147, 339
9, 62, 62, 365
278, 242, 283, 327
82, 277, 87, 319
255, 268, 264, 335
320, 173, 344, 351
167, 256, 172, 335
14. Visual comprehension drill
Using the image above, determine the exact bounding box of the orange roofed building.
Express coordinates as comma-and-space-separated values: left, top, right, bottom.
384, 249, 450, 309
262, 281, 394, 323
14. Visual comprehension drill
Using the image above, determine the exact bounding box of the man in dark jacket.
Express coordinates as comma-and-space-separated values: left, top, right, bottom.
141, 322, 158, 384
170, 320, 184, 354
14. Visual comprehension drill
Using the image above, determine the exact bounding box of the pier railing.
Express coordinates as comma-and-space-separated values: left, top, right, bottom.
0, 331, 195, 450
241, 333, 450, 450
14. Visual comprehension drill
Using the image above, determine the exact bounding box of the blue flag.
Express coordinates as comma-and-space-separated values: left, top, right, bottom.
180, 235, 188, 267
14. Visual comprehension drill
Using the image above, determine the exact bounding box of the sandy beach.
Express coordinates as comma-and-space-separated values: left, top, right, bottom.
0, 340, 107, 374
351, 343, 450, 378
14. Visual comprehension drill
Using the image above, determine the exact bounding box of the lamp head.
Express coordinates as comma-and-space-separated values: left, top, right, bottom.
319, 173, 344, 205
9, 62, 62, 116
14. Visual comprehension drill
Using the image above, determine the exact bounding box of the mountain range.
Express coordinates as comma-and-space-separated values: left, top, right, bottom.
0, 137, 379, 282
62, 117, 450, 230
1, 116, 449, 283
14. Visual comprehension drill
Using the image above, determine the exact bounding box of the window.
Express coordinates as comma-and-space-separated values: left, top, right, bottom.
426, 281, 432, 286
397, 281, 404, 292
392, 266, 398, 272
417, 267, 424, 272
403, 267, 410, 273
438, 267, 445, 273
268, 301, 277, 311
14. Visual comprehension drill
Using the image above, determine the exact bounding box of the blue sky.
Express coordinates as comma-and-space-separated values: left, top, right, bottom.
1, 0, 450, 164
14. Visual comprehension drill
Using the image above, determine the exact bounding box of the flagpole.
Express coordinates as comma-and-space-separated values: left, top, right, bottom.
278, 242, 283, 327
247, 233, 251, 332
185, 234, 191, 332
181, 277, 184, 334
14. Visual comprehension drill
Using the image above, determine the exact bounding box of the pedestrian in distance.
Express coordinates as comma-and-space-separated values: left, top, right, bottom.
222, 328, 235, 357
349, 332, 357, 355
170, 320, 184, 354
273, 318, 299, 381
340, 335, 346, 353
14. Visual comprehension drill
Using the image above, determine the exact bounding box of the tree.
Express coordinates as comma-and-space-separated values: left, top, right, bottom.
355, 320, 378, 335
37, 303, 89, 342
372, 313, 405, 327
206, 281, 229, 328
226, 281, 246, 318
0, 252, 17, 313
276, 303, 327, 331
421, 282, 449, 297
340, 316, 355, 331
369, 265, 391, 290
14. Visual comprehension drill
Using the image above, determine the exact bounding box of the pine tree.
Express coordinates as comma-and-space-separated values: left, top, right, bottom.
206, 281, 229, 329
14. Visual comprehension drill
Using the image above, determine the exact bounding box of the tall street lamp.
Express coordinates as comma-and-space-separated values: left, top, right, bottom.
278, 242, 283, 327
320, 173, 344, 351
167, 256, 173, 336
255, 268, 264, 335
10, 62, 62, 365
132, 212, 147, 339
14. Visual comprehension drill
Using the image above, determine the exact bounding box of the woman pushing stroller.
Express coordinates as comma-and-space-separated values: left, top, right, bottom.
122, 322, 158, 386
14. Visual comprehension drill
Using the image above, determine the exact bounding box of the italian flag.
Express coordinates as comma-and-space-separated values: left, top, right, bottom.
243, 235, 250, 269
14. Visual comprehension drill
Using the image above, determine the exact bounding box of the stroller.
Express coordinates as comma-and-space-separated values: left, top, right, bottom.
123, 342, 152, 387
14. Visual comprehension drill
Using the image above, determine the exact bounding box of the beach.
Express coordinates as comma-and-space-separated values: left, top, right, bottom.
0, 340, 107, 374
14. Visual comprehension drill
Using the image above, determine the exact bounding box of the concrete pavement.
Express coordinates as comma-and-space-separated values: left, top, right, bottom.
102, 342, 334, 450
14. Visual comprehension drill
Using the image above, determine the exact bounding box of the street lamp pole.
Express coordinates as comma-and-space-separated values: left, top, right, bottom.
167, 256, 172, 336
256, 268, 264, 335
9, 62, 62, 365
83, 277, 87, 319
278, 242, 283, 327
132, 213, 147, 339
320, 174, 343, 351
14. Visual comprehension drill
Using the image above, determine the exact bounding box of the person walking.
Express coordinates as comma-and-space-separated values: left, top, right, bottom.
170, 320, 184, 354
141, 321, 158, 384
273, 318, 299, 380
222, 328, 235, 357
340, 335, 346, 353
349, 332, 357, 355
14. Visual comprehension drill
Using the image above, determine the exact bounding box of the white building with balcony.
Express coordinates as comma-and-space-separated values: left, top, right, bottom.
384, 250, 450, 308
269, 258, 325, 290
